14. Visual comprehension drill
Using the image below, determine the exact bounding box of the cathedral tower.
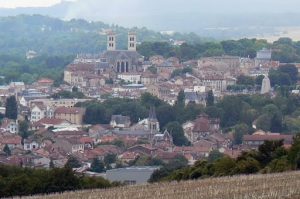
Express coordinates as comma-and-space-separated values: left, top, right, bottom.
128, 32, 137, 51
107, 31, 116, 51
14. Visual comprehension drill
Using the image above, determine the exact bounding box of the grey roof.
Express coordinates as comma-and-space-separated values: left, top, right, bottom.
112, 129, 156, 136
185, 92, 206, 102
111, 115, 131, 125
101, 50, 143, 65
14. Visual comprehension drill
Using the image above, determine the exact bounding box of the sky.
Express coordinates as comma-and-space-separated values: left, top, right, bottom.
0, 0, 74, 8
1, 0, 300, 35
0, 0, 300, 11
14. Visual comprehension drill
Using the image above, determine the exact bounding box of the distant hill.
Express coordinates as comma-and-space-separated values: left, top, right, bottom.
2, 0, 300, 39
0, 15, 206, 55
25, 171, 300, 199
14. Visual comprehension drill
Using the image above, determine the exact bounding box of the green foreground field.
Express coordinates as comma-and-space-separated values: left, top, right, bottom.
26, 171, 300, 199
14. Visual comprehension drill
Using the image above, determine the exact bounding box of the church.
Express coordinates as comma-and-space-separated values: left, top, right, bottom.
99, 31, 144, 75
64, 31, 144, 87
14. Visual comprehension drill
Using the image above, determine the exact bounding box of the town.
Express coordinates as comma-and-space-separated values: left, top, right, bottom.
0, 30, 299, 185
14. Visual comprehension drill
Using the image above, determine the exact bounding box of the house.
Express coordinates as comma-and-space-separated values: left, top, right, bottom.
54, 107, 86, 125
0, 135, 22, 149
141, 73, 158, 85
67, 138, 85, 153
0, 118, 18, 134
149, 55, 165, 65
110, 115, 131, 128
118, 151, 139, 164
184, 91, 207, 106
243, 132, 293, 149
126, 145, 157, 156
37, 78, 54, 87
33, 156, 51, 168
31, 118, 71, 131
24, 138, 40, 151
30, 104, 45, 122
185, 114, 220, 143
152, 130, 173, 149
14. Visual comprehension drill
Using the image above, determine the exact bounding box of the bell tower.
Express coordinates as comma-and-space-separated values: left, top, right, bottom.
148, 106, 160, 132
128, 32, 137, 51
107, 31, 116, 51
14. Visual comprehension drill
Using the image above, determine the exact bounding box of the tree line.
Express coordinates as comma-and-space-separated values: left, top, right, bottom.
138, 37, 300, 63
0, 165, 114, 198
0, 54, 74, 85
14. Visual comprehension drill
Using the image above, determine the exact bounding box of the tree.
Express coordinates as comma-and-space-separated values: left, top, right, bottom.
104, 154, 117, 166
218, 96, 243, 127
147, 66, 157, 74
258, 140, 285, 166
165, 122, 189, 146
235, 157, 260, 174
18, 120, 30, 139
90, 158, 105, 173
208, 150, 224, 163
3, 144, 11, 156
72, 86, 79, 92
213, 156, 236, 176
233, 123, 249, 145
5, 96, 18, 120
65, 156, 82, 168
174, 90, 185, 115
278, 64, 298, 85
236, 75, 255, 86
255, 75, 265, 86
206, 90, 214, 106
49, 159, 55, 168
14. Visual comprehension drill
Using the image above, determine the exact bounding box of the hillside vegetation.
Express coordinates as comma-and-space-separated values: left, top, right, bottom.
26, 171, 300, 199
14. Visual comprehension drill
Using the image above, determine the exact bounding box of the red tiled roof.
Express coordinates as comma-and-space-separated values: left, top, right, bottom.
38, 78, 54, 84
0, 135, 22, 145
243, 134, 293, 143
193, 116, 210, 132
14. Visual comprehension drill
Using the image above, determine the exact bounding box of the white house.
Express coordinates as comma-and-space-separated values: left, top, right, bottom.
24, 139, 40, 151
31, 105, 46, 122
0, 118, 18, 134
30, 104, 54, 122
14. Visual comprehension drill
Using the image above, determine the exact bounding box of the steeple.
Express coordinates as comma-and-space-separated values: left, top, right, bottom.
149, 106, 157, 121
148, 106, 160, 132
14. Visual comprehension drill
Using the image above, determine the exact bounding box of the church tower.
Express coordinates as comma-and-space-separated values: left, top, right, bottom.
128, 32, 137, 51
107, 32, 116, 51
148, 106, 160, 132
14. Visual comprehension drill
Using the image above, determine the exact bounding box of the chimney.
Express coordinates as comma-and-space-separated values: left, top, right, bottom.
107, 31, 116, 51
128, 32, 137, 51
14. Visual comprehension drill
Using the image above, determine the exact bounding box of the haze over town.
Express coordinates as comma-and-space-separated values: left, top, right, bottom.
1, 0, 300, 39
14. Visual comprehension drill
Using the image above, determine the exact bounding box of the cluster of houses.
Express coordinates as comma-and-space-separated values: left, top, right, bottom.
0, 32, 297, 181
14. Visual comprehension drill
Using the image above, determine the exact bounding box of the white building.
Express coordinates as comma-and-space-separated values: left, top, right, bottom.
117, 73, 141, 84
261, 75, 271, 94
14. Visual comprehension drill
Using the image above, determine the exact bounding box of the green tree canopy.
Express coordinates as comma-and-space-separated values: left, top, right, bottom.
5, 96, 18, 120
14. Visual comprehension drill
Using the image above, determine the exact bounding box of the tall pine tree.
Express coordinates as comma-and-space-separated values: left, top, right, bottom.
5, 96, 18, 120
206, 90, 214, 106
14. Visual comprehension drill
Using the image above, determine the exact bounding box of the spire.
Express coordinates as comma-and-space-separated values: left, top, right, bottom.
149, 106, 157, 120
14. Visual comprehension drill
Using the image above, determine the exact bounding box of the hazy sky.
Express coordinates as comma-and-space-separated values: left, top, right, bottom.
0, 0, 74, 8
0, 0, 300, 12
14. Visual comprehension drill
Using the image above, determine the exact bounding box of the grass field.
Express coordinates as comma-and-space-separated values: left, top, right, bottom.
26, 171, 300, 199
